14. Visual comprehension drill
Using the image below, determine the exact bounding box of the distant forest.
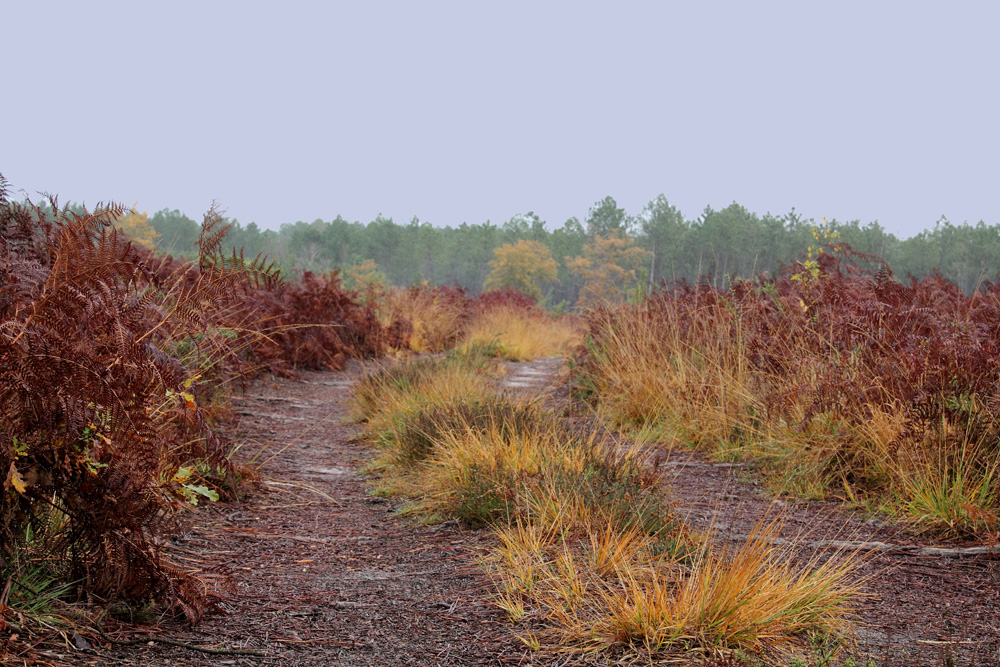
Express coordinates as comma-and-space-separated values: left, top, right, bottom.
53, 195, 1000, 306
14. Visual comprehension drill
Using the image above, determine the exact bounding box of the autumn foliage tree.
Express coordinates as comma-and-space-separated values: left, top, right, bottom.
115, 203, 160, 248
345, 259, 389, 293
567, 232, 650, 308
483, 239, 558, 300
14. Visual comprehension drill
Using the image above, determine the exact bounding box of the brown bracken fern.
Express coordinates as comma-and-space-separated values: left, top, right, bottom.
0, 176, 283, 623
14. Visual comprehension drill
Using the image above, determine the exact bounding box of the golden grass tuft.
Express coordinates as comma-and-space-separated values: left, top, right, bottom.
459, 306, 581, 361
376, 285, 469, 352
492, 518, 862, 664
894, 436, 1000, 537
579, 302, 767, 452
350, 356, 492, 423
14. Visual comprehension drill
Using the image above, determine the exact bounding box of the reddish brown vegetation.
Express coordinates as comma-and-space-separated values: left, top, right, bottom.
249, 270, 387, 373
632, 248, 1000, 431
0, 190, 244, 622
471, 287, 538, 313
0, 175, 392, 624
574, 245, 1000, 531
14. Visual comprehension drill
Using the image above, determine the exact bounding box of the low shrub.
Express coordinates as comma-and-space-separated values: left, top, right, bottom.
248, 269, 386, 372
471, 287, 538, 313
370, 284, 573, 360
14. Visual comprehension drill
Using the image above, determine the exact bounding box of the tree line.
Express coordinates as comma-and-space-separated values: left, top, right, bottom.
45, 195, 1000, 305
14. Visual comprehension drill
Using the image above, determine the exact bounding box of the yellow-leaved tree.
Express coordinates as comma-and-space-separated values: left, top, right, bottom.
116, 203, 160, 249
483, 239, 558, 300
345, 259, 388, 291
567, 232, 650, 309
345, 259, 389, 306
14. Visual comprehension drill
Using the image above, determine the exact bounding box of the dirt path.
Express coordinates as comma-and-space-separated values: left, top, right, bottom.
82, 362, 525, 667
77, 358, 1000, 666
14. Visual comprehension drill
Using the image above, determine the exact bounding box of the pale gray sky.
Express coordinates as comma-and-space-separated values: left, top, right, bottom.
3, 1, 998, 238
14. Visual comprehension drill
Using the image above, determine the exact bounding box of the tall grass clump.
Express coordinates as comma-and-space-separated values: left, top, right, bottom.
374, 284, 472, 352
573, 244, 1000, 536
353, 355, 862, 663
572, 286, 761, 455
491, 517, 861, 664
460, 302, 580, 361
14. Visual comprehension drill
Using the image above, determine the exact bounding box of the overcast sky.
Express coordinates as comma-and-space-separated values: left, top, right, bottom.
3, 2, 998, 238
